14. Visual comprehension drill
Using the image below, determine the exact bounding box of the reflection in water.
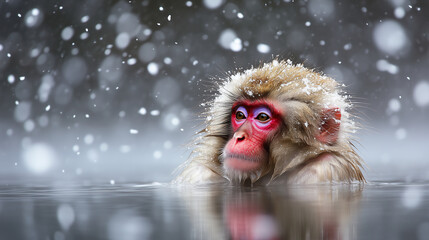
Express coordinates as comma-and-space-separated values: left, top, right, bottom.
108, 210, 152, 240
57, 204, 75, 231
2, 183, 429, 239
180, 184, 363, 240
226, 193, 280, 240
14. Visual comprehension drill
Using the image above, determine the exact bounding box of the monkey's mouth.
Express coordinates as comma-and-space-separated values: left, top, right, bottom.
224, 153, 263, 171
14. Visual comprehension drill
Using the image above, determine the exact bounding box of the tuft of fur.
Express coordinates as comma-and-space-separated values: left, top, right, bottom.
173, 59, 365, 185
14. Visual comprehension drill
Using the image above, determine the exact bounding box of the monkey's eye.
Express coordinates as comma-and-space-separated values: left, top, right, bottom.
236, 111, 246, 120
256, 113, 270, 122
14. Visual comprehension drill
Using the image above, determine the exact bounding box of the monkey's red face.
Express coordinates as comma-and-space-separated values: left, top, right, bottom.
223, 101, 282, 174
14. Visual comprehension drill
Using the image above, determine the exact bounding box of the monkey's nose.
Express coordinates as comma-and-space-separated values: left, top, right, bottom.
233, 132, 247, 142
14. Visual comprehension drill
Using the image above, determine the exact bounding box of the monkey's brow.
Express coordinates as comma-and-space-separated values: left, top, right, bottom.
232, 100, 275, 109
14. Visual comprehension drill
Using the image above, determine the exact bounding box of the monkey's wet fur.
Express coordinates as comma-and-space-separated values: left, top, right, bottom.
174, 59, 365, 185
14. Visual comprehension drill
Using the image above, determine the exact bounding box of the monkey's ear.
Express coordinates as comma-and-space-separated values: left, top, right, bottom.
316, 107, 341, 145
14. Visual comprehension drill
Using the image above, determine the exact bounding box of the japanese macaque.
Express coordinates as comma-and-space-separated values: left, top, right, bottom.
174, 59, 365, 185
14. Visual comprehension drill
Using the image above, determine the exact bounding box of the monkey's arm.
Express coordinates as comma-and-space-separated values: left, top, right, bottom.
173, 161, 227, 184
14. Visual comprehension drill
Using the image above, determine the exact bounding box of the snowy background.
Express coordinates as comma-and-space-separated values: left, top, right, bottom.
1, 0, 428, 183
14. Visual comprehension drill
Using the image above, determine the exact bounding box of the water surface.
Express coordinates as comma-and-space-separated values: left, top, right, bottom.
0, 181, 428, 239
